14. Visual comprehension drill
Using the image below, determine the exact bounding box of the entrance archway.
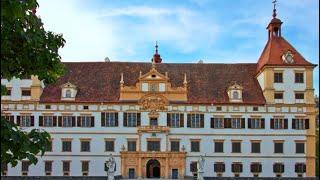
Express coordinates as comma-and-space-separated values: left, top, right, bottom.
146, 159, 161, 178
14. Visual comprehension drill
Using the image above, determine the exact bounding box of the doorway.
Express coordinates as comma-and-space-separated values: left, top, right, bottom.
146, 159, 160, 178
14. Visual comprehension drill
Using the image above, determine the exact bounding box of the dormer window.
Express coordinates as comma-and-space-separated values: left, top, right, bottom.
227, 82, 243, 102
61, 82, 77, 101
65, 90, 72, 98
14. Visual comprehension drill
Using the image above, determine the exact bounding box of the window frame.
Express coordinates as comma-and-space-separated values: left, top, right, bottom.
80, 140, 91, 152
274, 72, 283, 83
62, 140, 72, 152
231, 141, 241, 153
190, 141, 200, 152
105, 140, 115, 152
295, 72, 304, 83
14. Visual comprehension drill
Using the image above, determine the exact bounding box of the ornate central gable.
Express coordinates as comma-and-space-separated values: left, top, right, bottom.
119, 63, 187, 103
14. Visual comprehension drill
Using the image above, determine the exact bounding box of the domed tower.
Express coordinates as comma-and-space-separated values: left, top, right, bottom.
151, 42, 162, 63
255, 1, 317, 176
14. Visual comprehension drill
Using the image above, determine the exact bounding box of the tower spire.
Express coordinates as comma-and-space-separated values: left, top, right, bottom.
151, 41, 162, 63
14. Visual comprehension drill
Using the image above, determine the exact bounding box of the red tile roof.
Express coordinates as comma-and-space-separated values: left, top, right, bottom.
40, 62, 266, 105
256, 36, 316, 73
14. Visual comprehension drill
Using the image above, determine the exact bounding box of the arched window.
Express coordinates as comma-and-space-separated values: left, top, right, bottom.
66, 90, 72, 98
233, 91, 239, 99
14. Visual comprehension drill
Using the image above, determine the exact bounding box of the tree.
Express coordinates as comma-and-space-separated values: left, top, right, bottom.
1, 0, 65, 169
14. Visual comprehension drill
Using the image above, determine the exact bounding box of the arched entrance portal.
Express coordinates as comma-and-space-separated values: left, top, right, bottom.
146, 159, 161, 178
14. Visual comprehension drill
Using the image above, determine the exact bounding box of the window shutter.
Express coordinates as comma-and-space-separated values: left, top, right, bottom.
250, 164, 254, 172
77, 117, 81, 127
248, 118, 251, 128
270, 118, 274, 129
200, 114, 204, 128
273, 164, 276, 173
222, 164, 225, 172
101, 113, 106, 127
53, 116, 57, 126
72, 116, 76, 127
187, 114, 191, 128
10, 116, 14, 124
180, 114, 184, 127
39, 116, 44, 126
224, 118, 231, 128
17, 116, 21, 126
303, 164, 306, 172
231, 164, 235, 172
292, 119, 296, 129
211, 118, 215, 128
240, 164, 243, 172
295, 164, 298, 172
259, 164, 262, 172
241, 118, 245, 128
58, 116, 62, 127
123, 113, 128, 127
305, 119, 309, 129
214, 164, 217, 172
261, 118, 265, 129
115, 113, 118, 126
91, 116, 95, 127
281, 164, 285, 173
167, 113, 171, 127
284, 119, 288, 129
31, 116, 34, 126
137, 113, 141, 126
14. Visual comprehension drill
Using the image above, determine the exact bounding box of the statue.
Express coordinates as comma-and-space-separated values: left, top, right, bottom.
197, 155, 205, 180
106, 154, 116, 180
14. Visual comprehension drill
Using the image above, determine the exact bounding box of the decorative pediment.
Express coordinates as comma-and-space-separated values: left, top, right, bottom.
119, 64, 187, 103
227, 81, 243, 102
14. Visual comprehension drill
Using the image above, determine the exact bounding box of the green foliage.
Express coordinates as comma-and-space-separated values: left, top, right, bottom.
1, 0, 65, 170
1, 117, 51, 168
1, 0, 65, 84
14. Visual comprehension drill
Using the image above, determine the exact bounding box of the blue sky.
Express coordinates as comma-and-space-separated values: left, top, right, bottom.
37, 0, 319, 95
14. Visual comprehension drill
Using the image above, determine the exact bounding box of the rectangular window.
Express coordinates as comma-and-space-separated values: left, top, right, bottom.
292, 119, 309, 130
251, 142, 261, 153
21, 161, 29, 172
190, 141, 200, 152
1, 115, 14, 124
251, 163, 262, 173
83, 105, 89, 110
271, 118, 288, 129
167, 113, 184, 128
18, 115, 34, 127
295, 163, 306, 173
231, 118, 241, 128
101, 112, 118, 127
62, 141, 72, 152
295, 73, 304, 83
43, 116, 54, 127
274, 142, 284, 153
253, 107, 259, 111
274, 93, 283, 99
214, 163, 225, 173
105, 140, 115, 152
273, 163, 284, 173
124, 113, 141, 127
127, 141, 136, 151
296, 142, 305, 154
78, 116, 94, 127
274, 72, 283, 83
214, 141, 224, 153
62, 161, 70, 172
81, 141, 90, 152
147, 141, 160, 151
248, 118, 265, 129
232, 142, 241, 153
171, 141, 180, 152
7, 89, 11, 96
61, 116, 74, 127
45, 161, 52, 172
295, 93, 304, 100
187, 114, 204, 128
45, 105, 51, 109
82, 161, 89, 172
211, 118, 224, 128
190, 162, 197, 172
231, 163, 243, 173
129, 168, 135, 179
150, 118, 158, 126
21, 90, 31, 96
216, 106, 222, 111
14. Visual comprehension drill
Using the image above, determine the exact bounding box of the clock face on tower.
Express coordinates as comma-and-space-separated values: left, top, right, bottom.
282, 50, 294, 64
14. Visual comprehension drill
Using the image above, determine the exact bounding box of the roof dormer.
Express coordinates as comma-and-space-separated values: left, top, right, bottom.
61, 82, 77, 101
227, 82, 243, 103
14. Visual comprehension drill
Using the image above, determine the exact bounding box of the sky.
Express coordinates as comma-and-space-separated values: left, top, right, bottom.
37, 0, 319, 95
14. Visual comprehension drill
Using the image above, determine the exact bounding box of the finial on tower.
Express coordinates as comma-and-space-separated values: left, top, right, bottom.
272, 0, 277, 18
155, 41, 159, 54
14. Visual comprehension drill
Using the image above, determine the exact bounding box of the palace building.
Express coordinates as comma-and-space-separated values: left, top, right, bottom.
1, 4, 317, 179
